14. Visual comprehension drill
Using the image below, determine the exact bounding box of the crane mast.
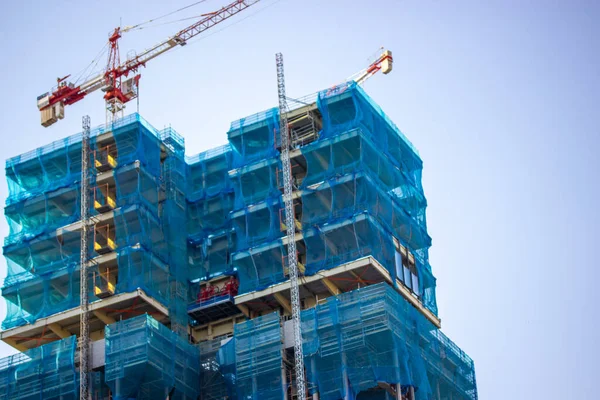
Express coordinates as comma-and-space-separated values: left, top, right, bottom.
37, 0, 260, 127
276, 52, 307, 400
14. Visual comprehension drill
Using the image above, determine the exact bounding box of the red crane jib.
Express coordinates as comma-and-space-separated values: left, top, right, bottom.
46, 85, 85, 109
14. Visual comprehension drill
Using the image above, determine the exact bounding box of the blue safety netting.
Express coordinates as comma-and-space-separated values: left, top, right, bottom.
233, 312, 283, 400
186, 144, 232, 202
302, 283, 477, 400
227, 107, 279, 168
0, 336, 78, 400
187, 193, 234, 241
189, 229, 234, 284
0, 81, 477, 398
162, 141, 191, 336
91, 370, 110, 400
232, 195, 283, 252
105, 314, 200, 400
216, 338, 237, 398
185, 144, 236, 313
1, 114, 193, 329
198, 338, 233, 400
4, 186, 81, 247
300, 129, 427, 230
5, 135, 82, 206
222, 82, 438, 314
234, 242, 288, 294
231, 157, 282, 210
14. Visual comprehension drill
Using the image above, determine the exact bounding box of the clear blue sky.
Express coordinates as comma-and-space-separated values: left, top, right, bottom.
0, 0, 598, 398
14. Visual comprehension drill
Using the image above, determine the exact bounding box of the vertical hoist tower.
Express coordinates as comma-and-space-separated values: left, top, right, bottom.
275, 52, 306, 400
79, 115, 91, 400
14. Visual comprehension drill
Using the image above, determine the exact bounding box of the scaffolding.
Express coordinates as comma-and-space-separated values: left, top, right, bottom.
301, 283, 477, 400
105, 314, 200, 399
0, 82, 477, 400
0, 336, 78, 399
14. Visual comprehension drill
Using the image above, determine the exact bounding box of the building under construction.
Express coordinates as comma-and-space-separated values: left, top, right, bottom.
0, 81, 478, 400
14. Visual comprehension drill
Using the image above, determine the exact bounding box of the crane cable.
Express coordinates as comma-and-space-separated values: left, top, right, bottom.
72, 0, 284, 87
122, 0, 210, 32
72, 1, 211, 85
126, 13, 218, 30
169, 0, 285, 48
73, 42, 109, 85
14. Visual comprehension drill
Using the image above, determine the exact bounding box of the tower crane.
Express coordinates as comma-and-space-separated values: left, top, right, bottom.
37, 0, 260, 127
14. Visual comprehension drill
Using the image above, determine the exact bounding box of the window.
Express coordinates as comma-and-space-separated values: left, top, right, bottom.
394, 237, 420, 298
395, 250, 403, 283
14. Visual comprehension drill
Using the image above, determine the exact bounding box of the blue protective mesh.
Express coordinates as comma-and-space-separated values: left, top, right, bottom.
1, 114, 192, 329
185, 144, 236, 312
0, 336, 78, 400
105, 314, 200, 400
227, 108, 279, 168
198, 338, 232, 400
224, 82, 438, 316
233, 312, 283, 400
0, 83, 477, 399
302, 283, 477, 400
217, 338, 237, 399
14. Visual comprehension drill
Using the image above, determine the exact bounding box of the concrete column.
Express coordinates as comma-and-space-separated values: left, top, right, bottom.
408, 386, 415, 400
396, 383, 402, 400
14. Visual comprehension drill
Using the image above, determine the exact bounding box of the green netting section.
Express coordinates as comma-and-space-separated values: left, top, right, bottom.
233, 312, 283, 400
0, 336, 78, 399
105, 314, 200, 400
301, 283, 477, 400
